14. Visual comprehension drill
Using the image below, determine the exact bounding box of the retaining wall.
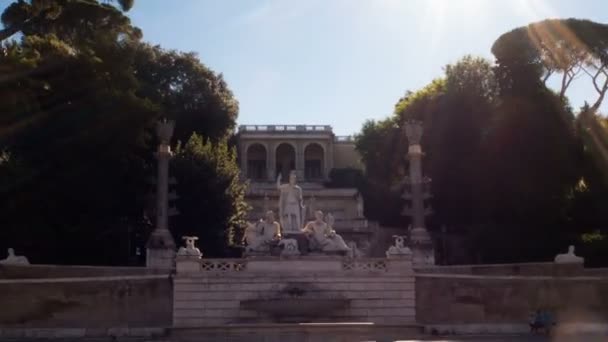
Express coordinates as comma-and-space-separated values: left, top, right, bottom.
0, 264, 169, 279
416, 273, 608, 327
173, 257, 416, 326
0, 274, 173, 328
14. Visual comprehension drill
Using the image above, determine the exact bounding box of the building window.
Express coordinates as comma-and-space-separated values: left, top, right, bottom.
275, 143, 296, 179
246, 143, 267, 180
304, 143, 324, 180
247, 160, 266, 180
305, 160, 322, 179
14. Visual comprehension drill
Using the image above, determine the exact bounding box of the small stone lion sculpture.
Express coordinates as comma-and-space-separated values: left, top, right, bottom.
386, 235, 412, 258
177, 236, 202, 258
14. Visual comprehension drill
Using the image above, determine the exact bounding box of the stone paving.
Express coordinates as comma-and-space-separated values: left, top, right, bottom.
6, 333, 608, 342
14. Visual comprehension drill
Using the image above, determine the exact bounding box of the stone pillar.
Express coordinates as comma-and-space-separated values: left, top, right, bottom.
295, 141, 305, 181
403, 121, 434, 266
324, 140, 333, 181
240, 143, 248, 179
146, 119, 177, 269
267, 142, 276, 181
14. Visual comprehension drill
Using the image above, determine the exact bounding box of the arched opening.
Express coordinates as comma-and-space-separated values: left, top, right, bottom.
275, 143, 295, 180
246, 143, 267, 180
304, 143, 324, 180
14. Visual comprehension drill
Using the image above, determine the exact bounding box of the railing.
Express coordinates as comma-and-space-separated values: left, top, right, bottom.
189, 258, 390, 273
342, 259, 387, 272
239, 125, 332, 132
200, 259, 247, 272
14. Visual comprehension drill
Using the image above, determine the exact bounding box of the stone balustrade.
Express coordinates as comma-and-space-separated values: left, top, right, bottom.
239, 125, 332, 133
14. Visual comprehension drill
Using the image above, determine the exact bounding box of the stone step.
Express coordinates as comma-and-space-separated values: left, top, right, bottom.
170, 323, 424, 342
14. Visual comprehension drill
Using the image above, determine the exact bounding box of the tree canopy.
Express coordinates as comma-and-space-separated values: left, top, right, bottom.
0, 0, 244, 264
356, 37, 608, 264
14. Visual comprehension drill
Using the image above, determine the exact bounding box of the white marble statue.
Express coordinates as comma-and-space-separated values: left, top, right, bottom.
386, 235, 412, 258
554, 245, 584, 264
356, 193, 364, 218
177, 236, 202, 258
0, 248, 30, 265
302, 210, 351, 253
243, 210, 281, 253
277, 170, 305, 234
347, 241, 365, 258
278, 238, 300, 256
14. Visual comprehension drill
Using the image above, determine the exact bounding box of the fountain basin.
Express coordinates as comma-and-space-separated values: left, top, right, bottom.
240, 298, 350, 318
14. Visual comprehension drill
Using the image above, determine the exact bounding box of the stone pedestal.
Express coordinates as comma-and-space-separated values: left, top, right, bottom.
146, 246, 175, 269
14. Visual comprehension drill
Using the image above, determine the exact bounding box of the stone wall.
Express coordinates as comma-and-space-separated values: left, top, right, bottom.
332, 143, 363, 170
0, 264, 169, 279
0, 274, 173, 328
416, 273, 608, 325
416, 262, 588, 276
173, 257, 415, 326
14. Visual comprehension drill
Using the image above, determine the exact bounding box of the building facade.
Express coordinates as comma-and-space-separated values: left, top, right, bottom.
237, 124, 362, 183
236, 124, 379, 256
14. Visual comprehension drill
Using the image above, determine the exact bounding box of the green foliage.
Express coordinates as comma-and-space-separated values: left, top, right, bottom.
582, 231, 605, 243
325, 168, 364, 188
0, 0, 240, 264
172, 134, 249, 257
579, 231, 608, 267
394, 78, 445, 122
356, 50, 608, 264
131, 44, 239, 142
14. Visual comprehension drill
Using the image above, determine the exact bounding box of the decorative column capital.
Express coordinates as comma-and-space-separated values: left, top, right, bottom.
156, 119, 175, 144
404, 120, 423, 146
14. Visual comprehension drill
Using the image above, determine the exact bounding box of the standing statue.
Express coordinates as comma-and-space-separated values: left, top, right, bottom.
277, 170, 305, 234
302, 210, 351, 253
243, 210, 281, 253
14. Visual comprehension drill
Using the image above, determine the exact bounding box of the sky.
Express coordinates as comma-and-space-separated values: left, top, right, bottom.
4, 0, 608, 135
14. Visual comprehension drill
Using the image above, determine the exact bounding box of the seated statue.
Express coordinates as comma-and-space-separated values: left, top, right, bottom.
0, 248, 30, 265
177, 236, 202, 258
243, 210, 281, 254
554, 245, 584, 264
302, 210, 351, 254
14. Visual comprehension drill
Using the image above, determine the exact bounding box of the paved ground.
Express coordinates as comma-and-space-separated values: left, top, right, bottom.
395, 334, 607, 342
5, 333, 607, 341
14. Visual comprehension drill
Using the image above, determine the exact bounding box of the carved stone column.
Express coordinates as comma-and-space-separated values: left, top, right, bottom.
295, 141, 305, 181
267, 142, 276, 181
146, 119, 177, 269
325, 140, 333, 181
402, 121, 435, 265
240, 143, 248, 179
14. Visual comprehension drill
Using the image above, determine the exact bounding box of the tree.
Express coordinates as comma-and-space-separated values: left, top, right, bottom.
171, 134, 249, 257
491, 19, 608, 263
356, 57, 498, 228
492, 18, 608, 112
1, 0, 138, 42
131, 44, 239, 142
0, 0, 241, 264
